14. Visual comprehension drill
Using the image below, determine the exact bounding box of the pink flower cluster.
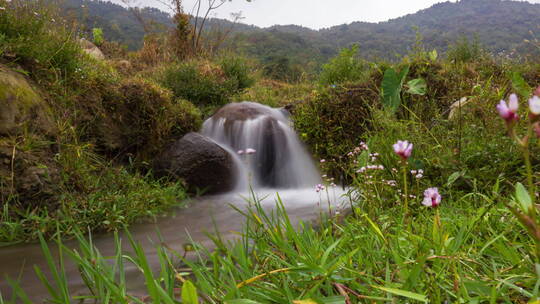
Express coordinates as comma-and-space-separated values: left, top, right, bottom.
346, 142, 369, 157
370, 153, 380, 162
356, 165, 384, 173
385, 180, 397, 187
315, 184, 326, 193
411, 169, 424, 179
497, 93, 540, 122
529, 95, 540, 116
497, 91, 540, 139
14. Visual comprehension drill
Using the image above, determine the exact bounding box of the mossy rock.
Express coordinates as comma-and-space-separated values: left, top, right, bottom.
0, 65, 54, 136
98, 78, 202, 162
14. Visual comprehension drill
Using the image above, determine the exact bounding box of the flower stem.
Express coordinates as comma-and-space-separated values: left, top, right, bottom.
523, 146, 535, 204
521, 124, 536, 213
402, 162, 409, 217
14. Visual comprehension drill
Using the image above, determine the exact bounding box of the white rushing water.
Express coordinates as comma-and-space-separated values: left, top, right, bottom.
201, 102, 322, 191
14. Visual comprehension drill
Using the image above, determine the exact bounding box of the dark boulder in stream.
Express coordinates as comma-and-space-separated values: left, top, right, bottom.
153, 132, 236, 194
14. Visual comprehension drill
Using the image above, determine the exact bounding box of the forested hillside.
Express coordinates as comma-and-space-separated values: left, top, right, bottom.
62, 0, 540, 64
61, 0, 173, 49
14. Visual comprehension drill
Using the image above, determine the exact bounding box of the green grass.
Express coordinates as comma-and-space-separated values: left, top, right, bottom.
2, 184, 538, 303
0, 146, 188, 245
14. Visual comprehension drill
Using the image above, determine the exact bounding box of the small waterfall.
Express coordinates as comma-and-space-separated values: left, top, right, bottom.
201, 102, 321, 190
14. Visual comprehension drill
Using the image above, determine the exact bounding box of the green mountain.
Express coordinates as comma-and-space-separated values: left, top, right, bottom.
61, 0, 540, 62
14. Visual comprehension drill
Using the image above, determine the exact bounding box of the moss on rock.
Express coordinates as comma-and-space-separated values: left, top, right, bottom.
0, 65, 59, 207
0, 65, 55, 136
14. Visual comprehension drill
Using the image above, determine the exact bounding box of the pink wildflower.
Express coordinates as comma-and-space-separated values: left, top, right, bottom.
529, 95, 540, 116
393, 140, 413, 160
497, 94, 519, 122
422, 188, 442, 207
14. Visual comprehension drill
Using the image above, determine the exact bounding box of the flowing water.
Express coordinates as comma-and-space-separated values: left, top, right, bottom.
201, 102, 321, 190
0, 102, 346, 301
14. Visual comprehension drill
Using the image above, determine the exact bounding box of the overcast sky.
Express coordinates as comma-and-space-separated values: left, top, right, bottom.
110, 0, 540, 30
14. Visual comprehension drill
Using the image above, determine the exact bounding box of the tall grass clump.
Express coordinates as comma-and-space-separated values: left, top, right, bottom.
4, 231, 187, 303
446, 36, 486, 64
0, 140, 188, 244
0, 0, 83, 83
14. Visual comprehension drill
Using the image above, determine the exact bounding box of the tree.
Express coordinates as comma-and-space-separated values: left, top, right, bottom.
157, 0, 250, 53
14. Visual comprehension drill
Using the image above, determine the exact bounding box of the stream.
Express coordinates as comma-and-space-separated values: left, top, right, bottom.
0, 188, 346, 301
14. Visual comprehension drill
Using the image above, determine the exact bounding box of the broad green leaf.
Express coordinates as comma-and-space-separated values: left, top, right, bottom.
515, 182, 532, 213
511, 71, 532, 99
381, 68, 401, 112
181, 280, 199, 304
398, 66, 410, 84
463, 280, 492, 297
406, 78, 427, 95
357, 150, 369, 167
381, 66, 409, 113
372, 285, 428, 303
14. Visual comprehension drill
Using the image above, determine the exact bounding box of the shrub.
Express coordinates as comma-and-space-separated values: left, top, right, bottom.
262, 55, 304, 82
293, 80, 379, 175
318, 44, 366, 85
92, 27, 104, 46
173, 98, 203, 136
160, 60, 247, 107
219, 55, 255, 91
96, 77, 202, 162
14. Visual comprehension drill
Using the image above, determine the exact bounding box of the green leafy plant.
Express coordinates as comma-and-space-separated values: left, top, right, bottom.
381, 65, 427, 114
319, 44, 365, 86
160, 58, 253, 108
92, 27, 104, 46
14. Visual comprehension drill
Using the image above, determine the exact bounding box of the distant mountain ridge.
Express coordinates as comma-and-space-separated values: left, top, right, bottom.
61, 0, 540, 63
